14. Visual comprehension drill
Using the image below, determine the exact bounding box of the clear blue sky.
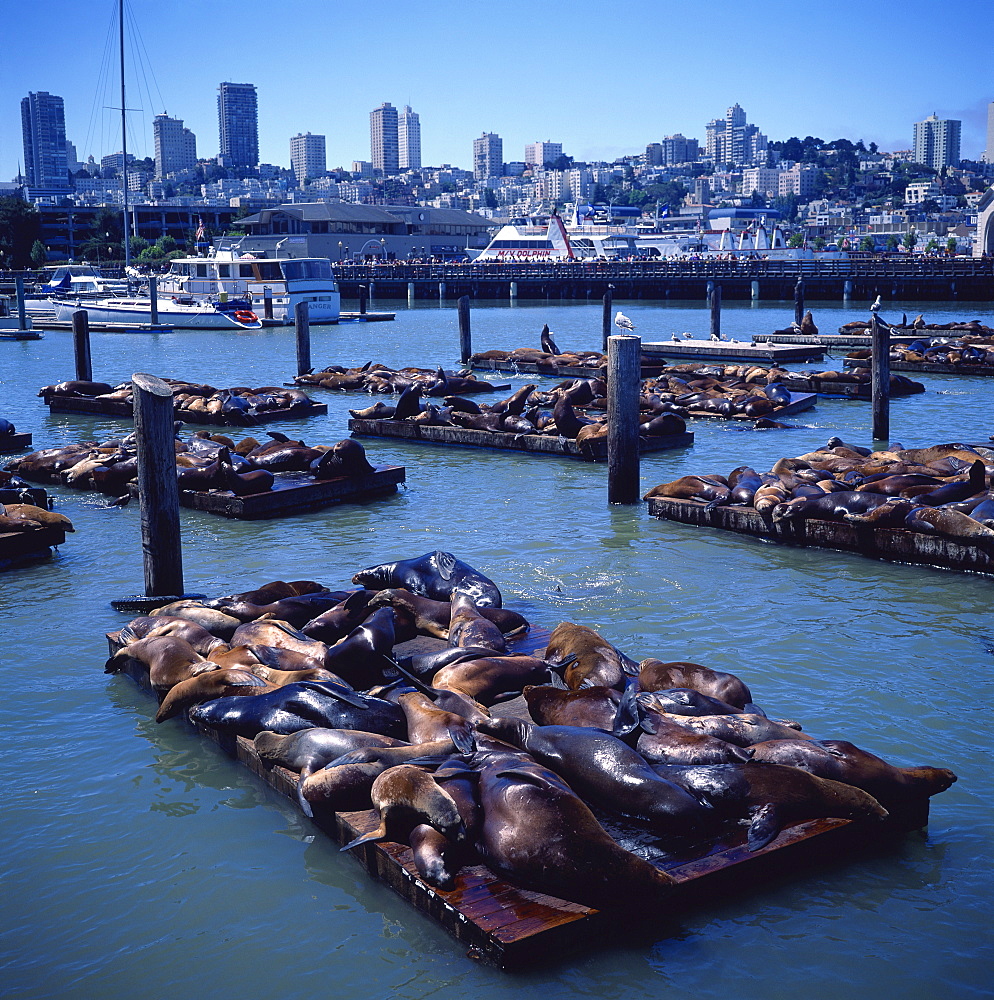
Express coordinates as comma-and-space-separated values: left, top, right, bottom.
2, 0, 991, 181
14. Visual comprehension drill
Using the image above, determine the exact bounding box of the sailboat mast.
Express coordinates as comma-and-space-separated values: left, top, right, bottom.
119, 0, 131, 266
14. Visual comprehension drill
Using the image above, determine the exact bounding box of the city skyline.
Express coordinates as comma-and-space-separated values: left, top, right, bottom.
0, 0, 991, 183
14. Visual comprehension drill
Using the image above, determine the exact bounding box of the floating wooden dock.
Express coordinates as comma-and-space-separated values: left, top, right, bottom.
42, 392, 328, 425
104, 626, 926, 969
469, 359, 673, 379
646, 497, 994, 577
340, 311, 395, 322
641, 341, 826, 363
349, 418, 693, 460
0, 526, 66, 570
0, 328, 42, 340
0, 432, 32, 454
31, 319, 175, 334
126, 466, 406, 519
844, 359, 994, 378
683, 391, 816, 421
753, 333, 921, 347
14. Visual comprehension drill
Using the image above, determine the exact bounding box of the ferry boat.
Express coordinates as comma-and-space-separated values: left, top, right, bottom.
156, 242, 340, 324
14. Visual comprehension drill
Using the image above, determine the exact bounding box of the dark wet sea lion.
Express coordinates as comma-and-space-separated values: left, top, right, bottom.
523, 684, 622, 730
155, 668, 274, 721
253, 728, 406, 773
431, 655, 551, 706
906, 459, 988, 505
658, 712, 810, 747
771, 491, 897, 524
473, 755, 677, 909
640, 688, 749, 717
322, 606, 398, 689
475, 718, 705, 835
310, 439, 377, 479
649, 761, 889, 850
843, 496, 921, 527
637, 659, 753, 710
352, 550, 503, 607
188, 680, 405, 739
301, 590, 379, 643
367, 589, 527, 639
544, 621, 637, 691
397, 644, 506, 679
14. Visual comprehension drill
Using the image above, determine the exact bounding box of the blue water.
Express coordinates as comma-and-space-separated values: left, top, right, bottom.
1, 297, 992, 1000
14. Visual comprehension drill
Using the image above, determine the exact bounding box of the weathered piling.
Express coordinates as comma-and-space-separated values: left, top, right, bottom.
149, 275, 158, 325
132, 372, 184, 598
15, 274, 27, 330
870, 313, 890, 441
294, 301, 311, 376
263, 286, 274, 320
607, 334, 641, 504
72, 310, 92, 381
710, 285, 722, 341
358, 285, 369, 315
458, 295, 472, 364
601, 285, 613, 350
794, 279, 805, 325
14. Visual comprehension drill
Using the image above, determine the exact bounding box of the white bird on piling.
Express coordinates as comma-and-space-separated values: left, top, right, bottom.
870, 295, 882, 313
614, 311, 635, 332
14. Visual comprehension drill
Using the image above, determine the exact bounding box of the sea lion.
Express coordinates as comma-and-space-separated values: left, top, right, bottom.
906, 459, 988, 505
395, 691, 480, 751
904, 506, 994, 550
447, 592, 508, 652
104, 636, 214, 694
431, 654, 552, 706
253, 728, 406, 773
472, 754, 677, 909
367, 588, 527, 639
299, 740, 455, 817
657, 711, 811, 747
637, 659, 753, 710
643, 475, 731, 504
301, 590, 379, 643
352, 550, 503, 608
127, 617, 229, 656
154, 668, 274, 722
396, 644, 507, 679
649, 761, 888, 851
310, 439, 377, 479
229, 619, 329, 659
523, 684, 623, 730
544, 621, 637, 691
322, 607, 399, 689
0, 503, 75, 532
150, 601, 242, 641
636, 702, 753, 765
187, 680, 405, 739
771, 491, 897, 524
341, 764, 465, 851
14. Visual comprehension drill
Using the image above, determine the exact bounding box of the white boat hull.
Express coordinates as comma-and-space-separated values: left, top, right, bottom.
53, 300, 260, 329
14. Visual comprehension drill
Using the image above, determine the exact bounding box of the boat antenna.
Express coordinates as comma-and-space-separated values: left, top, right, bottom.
119, 0, 131, 267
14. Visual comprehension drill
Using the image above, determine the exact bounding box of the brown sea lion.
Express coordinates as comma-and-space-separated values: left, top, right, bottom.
643, 475, 731, 504
637, 658, 753, 710
104, 636, 214, 693
149, 601, 243, 641
367, 588, 527, 639
658, 712, 811, 747
523, 684, 622, 730
229, 620, 329, 658
636, 702, 753, 764
396, 691, 480, 751
544, 621, 637, 691
447, 592, 508, 652
431, 654, 552, 706
0, 504, 75, 532
154, 668, 274, 721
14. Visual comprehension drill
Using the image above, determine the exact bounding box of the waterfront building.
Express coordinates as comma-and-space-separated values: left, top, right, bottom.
370, 102, 399, 175
21, 91, 70, 190
473, 132, 503, 180
217, 82, 259, 168
705, 104, 767, 166
913, 113, 961, 170
153, 114, 197, 179
290, 132, 326, 185
525, 141, 562, 167
399, 106, 421, 170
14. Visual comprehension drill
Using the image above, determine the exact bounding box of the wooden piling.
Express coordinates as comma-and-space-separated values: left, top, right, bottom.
72, 310, 92, 381
132, 372, 184, 598
794, 279, 805, 325
870, 314, 890, 441
263, 287, 274, 320
709, 285, 721, 341
606, 334, 641, 504
601, 285, 613, 351
294, 301, 311, 376
149, 275, 158, 325
458, 295, 472, 364
706, 280, 714, 307
358, 285, 369, 315
751, 280, 760, 300
15, 274, 27, 330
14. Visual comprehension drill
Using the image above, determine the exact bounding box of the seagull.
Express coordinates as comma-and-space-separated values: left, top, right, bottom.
683, 332, 694, 339
870, 295, 882, 313
670, 333, 680, 342
614, 311, 635, 332
710, 333, 721, 342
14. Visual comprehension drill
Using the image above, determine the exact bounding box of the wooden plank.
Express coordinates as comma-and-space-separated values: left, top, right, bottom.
641, 341, 825, 362
845, 359, 994, 377
0, 526, 66, 569
0, 485, 48, 506
684, 392, 817, 421
0, 432, 32, 454
348, 418, 693, 461
646, 496, 994, 577
469, 359, 670, 379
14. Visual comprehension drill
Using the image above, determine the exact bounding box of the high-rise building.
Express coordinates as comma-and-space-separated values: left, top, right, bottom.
398, 105, 421, 170
153, 114, 197, 179
661, 134, 699, 165
370, 102, 399, 175
913, 113, 961, 170
525, 140, 563, 167
289, 132, 326, 184
705, 104, 767, 166
217, 82, 259, 168
985, 101, 994, 164
21, 91, 70, 189
473, 132, 503, 180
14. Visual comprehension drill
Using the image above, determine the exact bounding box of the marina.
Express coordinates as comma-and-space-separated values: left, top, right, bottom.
1, 298, 989, 1000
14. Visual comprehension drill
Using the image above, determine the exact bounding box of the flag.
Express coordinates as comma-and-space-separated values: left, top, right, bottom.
195, 217, 205, 242
659, 206, 669, 218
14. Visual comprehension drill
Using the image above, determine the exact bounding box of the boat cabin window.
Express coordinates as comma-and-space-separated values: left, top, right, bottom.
239, 264, 255, 277
195, 264, 208, 277
257, 262, 282, 280
218, 265, 230, 277
281, 260, 334, 281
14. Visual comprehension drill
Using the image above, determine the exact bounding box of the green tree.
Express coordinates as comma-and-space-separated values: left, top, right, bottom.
886, 235, 899, 251
787, 233, 804, 248
30, 239, 48, 267
859, 235, 875, 252
813, 236, 826, 251
946, 236, 958, 255
0, 197, 42, 269
924, 238, 939, 253
902, 229, 918, 252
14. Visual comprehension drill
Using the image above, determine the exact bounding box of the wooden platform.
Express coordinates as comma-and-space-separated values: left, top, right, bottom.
32, 319, 175, 333
349, 418, 693, 460
469, 359, 672, 379
684, 392, 816, 421
340, 311, 395, 322
0, 526, 66, 570
641, 341, 826, 363
646, 496, 994, 577
844, 359, 994, 377
105, 627, 924, 969
0, 432, 32, 454
42, 392, 328, 426
0, 484, 49, 506
0, 328, 42, 340
754, 333, 920, 347
127, 466, 406, 519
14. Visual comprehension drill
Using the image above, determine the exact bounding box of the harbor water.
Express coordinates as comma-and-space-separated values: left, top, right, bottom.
1, 297, 992, 1000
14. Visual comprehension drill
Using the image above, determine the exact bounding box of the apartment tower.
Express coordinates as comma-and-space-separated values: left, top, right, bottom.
153, 114, 197, 179
20, 91, 70, 190
398, 106, 421, 170
217, 82, 259, 168
290, 132, 326, 184
370, 102, 399, 175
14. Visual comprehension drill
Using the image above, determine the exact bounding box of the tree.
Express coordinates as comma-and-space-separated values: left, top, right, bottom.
30, 240, 48, 267
859, 235, 875, 252
919, 198, 940, 214
946, 236, 958, 255
924, 238, 939, 254
0, 197, 42, 269
787, 233, 804, 248
903, 229, 918, 252
886, 235, 899, 251
750, 190, 767, 208
813, 236, 826, 251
